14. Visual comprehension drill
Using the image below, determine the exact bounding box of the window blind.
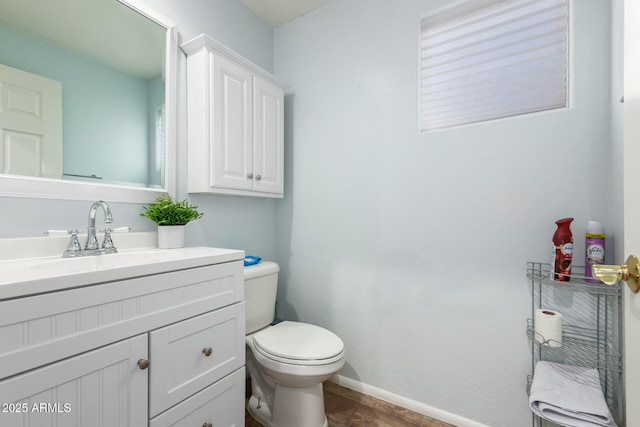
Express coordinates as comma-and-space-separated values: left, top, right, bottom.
420, 0, 569, 132
155, 105, 165, 171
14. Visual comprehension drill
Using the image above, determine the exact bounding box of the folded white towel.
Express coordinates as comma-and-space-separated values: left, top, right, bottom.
529, 361, 617, 427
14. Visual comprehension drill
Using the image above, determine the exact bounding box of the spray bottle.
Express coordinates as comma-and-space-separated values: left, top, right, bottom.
552, 218, 573, 281
585, 221, 605, 282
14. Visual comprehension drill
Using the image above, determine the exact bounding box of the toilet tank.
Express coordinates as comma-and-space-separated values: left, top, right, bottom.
244, 261, 279, 334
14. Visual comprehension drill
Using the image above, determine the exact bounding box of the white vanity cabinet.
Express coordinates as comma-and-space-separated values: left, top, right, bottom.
0, 248, 245, 427
182, 34, 286, 198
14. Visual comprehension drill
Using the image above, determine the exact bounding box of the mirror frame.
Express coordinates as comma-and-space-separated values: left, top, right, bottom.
0, 0, 177, 203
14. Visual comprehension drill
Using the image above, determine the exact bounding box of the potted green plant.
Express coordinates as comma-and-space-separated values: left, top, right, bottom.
140, 195, 203, 248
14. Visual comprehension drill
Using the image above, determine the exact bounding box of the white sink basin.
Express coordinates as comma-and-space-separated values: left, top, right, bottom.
0, 242, 244, 301
30, 250, 180, 273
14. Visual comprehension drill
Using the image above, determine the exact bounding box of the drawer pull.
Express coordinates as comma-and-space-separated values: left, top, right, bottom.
202, 423, 213, 427
202, 347, 213, 357
137, 359, 150, 370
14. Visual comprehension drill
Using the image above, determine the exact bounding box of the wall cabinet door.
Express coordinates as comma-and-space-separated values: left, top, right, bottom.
253, 76, 284, 195
211, 54, 253, 191
0, 334, 148, 427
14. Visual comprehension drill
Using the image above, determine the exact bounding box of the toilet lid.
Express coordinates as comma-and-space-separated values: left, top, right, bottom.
252, 321, 344, 364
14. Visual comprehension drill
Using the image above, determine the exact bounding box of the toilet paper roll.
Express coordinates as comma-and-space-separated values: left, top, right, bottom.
534, 309, 563, 348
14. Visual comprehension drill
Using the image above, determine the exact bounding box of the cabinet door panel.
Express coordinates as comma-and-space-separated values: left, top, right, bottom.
253, 76, 284, 194
149, 302, 245, 417
211, 54, 253, 191
0, 335, 147, 427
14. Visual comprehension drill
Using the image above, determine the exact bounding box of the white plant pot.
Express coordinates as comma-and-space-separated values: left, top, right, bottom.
157, 225, 185, 249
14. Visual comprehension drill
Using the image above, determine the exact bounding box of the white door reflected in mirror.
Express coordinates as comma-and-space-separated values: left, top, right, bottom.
0, 64, 62, 179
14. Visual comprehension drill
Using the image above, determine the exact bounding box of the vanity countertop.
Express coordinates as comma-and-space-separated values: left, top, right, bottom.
0, 233, 244, 301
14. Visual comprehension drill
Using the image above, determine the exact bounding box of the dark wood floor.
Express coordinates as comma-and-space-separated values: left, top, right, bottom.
246, 381, 454, 427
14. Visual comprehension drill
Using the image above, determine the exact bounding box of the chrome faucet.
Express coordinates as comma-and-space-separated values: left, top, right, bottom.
84, 200, 113, 255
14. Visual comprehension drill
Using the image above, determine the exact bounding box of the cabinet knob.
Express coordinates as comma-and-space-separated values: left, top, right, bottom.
256, 174, 262, 181
202, 347, 213, 357
137, 359, 150, 370
247, 173, 254, 179
202, 423, 213, 427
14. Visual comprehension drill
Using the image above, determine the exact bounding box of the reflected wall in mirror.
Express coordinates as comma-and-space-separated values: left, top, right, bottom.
0, 0, 176, 201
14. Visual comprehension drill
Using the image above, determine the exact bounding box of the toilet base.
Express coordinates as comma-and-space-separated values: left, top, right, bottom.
247, 381, 329, 427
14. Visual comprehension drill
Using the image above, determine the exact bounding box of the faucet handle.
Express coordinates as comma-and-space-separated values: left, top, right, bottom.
100, 226, 130, 233
63, 229, 84, 258
101, 228, 118, 254
45, 229, 69, 236
45, 229, 84, 236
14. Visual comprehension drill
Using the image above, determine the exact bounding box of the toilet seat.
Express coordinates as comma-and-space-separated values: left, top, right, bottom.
252, 321, 344, 366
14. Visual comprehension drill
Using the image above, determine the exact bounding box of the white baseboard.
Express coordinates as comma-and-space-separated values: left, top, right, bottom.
329, 374, 490, 427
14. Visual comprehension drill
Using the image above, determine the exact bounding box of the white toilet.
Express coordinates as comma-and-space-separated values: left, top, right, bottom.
244, 261, 345, 427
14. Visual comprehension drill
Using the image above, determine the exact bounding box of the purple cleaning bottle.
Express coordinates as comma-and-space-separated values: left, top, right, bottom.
585, 221, 605, 282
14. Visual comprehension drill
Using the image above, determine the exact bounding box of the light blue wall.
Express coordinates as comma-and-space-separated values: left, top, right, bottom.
273, 0, 618, 425
140, 0, 274, 72
0, 25, 152, 185
609, 0, 625, 270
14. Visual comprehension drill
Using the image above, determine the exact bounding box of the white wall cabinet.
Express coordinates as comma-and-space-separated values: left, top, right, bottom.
0, 256, 245, 427
183, 34, 286, 198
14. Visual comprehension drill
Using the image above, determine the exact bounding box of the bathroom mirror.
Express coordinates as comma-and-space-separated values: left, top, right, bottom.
0, 0, 177, 202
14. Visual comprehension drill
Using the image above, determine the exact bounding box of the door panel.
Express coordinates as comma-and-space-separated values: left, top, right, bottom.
624, 1, 640, 425
0, 64, 62, 178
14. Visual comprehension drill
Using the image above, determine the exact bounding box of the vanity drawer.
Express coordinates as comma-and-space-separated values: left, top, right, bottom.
150, 367, 244, 427
149, 302, 245, 417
